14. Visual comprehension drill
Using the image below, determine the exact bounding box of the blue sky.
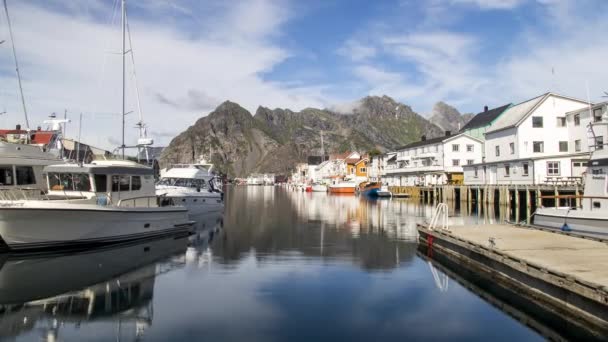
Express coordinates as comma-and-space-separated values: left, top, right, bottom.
0, 0, 606, 148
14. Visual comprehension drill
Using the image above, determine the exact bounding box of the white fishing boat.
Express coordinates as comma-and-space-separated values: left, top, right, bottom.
376, 185, 392, 197
311, 182, 327, 192
156, 158, 223, 215
0, 160, 193, 251
534, 147, 608, 237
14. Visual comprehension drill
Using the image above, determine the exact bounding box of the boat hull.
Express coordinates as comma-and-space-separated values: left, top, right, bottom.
162, 194, 223, 216
0, 206, 193, 252
376, 190, 392, 197
533, 208, 608, 237
329, 186, 355, 194
311, 185, 327, 192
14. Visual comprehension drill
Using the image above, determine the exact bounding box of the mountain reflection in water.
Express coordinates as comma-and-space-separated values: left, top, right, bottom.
0, 186, 545, 342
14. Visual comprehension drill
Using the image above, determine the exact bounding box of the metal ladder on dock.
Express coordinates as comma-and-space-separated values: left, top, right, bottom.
428, 203, 449, 231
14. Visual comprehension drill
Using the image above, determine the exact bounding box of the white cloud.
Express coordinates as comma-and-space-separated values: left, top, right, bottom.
0, 0, 331, 150
338, 39, 377, 62
450, 0, 525, 9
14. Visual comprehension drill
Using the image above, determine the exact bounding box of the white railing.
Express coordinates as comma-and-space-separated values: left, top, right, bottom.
428, 203, 449, 231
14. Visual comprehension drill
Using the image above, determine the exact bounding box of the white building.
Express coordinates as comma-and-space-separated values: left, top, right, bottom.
464, 93, 591, 185
383, 132, 483, 186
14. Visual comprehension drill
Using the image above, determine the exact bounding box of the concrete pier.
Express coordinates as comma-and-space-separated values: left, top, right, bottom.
417, 223, 608, 337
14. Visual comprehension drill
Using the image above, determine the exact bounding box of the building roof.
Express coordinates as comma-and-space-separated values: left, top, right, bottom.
460, 104, 511, 131
486, 92, 590, 134
329, 152, 350, 160
397, 135, 447, 150
345, 158, 360, 164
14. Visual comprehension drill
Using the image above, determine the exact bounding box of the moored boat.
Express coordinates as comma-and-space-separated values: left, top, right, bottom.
533, 147, 608, 237
311, 183, 327, 192
376, 185, 392, 197
0, 160, 193, 252
329, 181, 356, 194
156, 158, 223, 216
360, 182, 381, 197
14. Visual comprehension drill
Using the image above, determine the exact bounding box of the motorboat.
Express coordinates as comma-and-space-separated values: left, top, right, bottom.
360, 182, 381, 197
376, 185, 392, 197
156, 158, 223, 216
533, 148, 608, 236
0, 160, 193, 251
329, 181, 357, 194
311, 183, 327, 192
0, 139, 62, 193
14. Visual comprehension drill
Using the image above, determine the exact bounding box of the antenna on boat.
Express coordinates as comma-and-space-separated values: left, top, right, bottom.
3, 0, 29, 130
120, 0, 126, 159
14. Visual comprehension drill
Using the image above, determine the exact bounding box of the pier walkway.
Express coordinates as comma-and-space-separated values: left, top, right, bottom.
417, 223, 608, 337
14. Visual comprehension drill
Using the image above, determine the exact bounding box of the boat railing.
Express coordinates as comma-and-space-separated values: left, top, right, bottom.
116, 195, 159, 208
0, 188, 46, 201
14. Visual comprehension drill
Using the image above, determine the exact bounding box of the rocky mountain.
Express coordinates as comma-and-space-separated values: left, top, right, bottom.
428, 101, 474, 133
160, 95, 449, 177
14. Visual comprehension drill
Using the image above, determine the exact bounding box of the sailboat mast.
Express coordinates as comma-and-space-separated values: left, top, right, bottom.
121, 0, 126, 159
3, 0, 29, 129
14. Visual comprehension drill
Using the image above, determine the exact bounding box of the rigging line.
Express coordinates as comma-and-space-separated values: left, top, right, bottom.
94, 0, 120, 114
126, 13, 145, 136
3, 0, 29, 129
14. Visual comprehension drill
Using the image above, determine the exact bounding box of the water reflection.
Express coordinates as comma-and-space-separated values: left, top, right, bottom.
0, 186, 548, 341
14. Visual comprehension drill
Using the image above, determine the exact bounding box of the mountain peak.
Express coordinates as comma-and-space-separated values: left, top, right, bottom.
429, 101, 472, 132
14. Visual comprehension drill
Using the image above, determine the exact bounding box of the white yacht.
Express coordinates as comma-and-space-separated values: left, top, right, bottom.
156, 159, 223, 215
0, 139, 62, 193
0, 160, 193, 251
534, 147, 608, 236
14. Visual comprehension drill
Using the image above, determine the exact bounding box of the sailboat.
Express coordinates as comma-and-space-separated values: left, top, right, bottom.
0, 0, 194, 252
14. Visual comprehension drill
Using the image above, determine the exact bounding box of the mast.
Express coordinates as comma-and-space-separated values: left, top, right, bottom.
3, 0, 29, 129
121, 0, 126, 159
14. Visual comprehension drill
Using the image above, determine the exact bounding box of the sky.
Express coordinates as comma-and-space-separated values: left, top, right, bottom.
0, 0, 606, 149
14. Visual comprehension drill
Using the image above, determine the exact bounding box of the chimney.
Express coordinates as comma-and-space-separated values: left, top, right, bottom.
484, 105, 488, 112
445, 130, 451, 136
15, 124, 21, 131
421, 135, 426, 141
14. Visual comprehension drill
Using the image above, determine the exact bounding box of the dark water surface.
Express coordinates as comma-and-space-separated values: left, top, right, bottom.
2, 186, 545, 341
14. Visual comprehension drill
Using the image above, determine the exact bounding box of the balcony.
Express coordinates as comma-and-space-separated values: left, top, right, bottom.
384, 164, 443, 174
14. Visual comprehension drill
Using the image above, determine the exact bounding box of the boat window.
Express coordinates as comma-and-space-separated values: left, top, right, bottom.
112, 175, 120, 191
48, 172, 91, 191
0, 166, 13, 186
131, 176, 142, 191
119, 175, 130, 191
16, 166, 35, 185
94, 174, 107, 192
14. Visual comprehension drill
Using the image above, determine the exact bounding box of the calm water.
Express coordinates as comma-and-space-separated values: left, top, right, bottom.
1, 186, 545, 341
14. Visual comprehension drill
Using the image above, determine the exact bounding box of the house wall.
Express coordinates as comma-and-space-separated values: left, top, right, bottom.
442, 135, 483, 172
485, 127, 518, 163
567, 103, 608, 152
355, 161, 368, 177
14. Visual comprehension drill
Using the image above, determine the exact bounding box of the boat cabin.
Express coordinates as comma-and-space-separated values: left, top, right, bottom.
43, 161, 156, 205
158, 166, 220, 191
0, 141, 63, 192
582, 149, 608, 211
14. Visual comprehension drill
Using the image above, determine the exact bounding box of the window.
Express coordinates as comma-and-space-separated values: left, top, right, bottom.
73, 174, 91, 191
452, 144, 459, 152
0, 166, 13, 186
595, 136, 604, 150
522, 162, 529, 176
574, 114, 580, 126
360, 167, 366, 173
509, 142, 515, 154
575, 139, 581, 152
474, 167, 479, 177
435, 145, 439, 152
112, 175, 120, 191
504, 164, 510, 176
16, 166, 35, 185
466, 159, 474, 165
495, 145, 500, 157
556, 117, 566, 127
94, 175, 107, 192
466, 144, 474, 152
533, 141, 544, 153
131, 176, 142, 191
547, 161, 560, 176
532, 116, 543, 128
593, 108, 603, 122
452, 159, 460, 166
48, 173, 90, 191
559, 141, 568, 152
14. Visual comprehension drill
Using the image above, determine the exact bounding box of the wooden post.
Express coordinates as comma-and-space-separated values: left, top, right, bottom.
554, 186, 558, 208
515, 185, 520, 223
575, 184, 580, 208
536, 186, 541, 208
476, 187, 480, 215
525, 185, 531, 225
467, 186, 472, 214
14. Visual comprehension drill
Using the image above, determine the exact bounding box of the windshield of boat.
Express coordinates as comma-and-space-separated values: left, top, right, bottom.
48, 172, 92, 192
157, 177, 208, 189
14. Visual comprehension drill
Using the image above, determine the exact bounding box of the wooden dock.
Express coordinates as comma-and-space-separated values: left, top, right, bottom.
417, 223, 608, 338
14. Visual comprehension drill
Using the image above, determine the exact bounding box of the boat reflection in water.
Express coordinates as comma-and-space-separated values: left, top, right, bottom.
0, 235, 191, 341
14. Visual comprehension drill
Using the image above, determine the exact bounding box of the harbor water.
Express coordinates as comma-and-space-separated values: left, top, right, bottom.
2, 186, 556, 341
